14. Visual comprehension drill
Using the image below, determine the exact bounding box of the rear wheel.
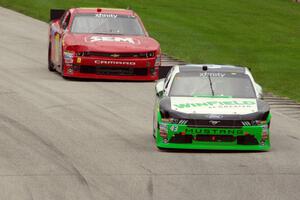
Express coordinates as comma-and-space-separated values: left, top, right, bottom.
48, 43, 55, 72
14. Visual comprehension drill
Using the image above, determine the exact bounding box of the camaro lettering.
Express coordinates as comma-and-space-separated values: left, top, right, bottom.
94, 60, 136, 66
89, 36, 135, 44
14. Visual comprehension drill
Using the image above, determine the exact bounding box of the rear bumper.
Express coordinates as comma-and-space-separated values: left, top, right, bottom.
156, 123, 271, 151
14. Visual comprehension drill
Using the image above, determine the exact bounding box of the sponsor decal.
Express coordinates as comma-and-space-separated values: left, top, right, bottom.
171, 97, 258, 114
77, 57, 81, 64
178, 120, 188, 125
184, 128, 243, 135
170, 125, 179, 132
241, 121, 252, 126
88, 36, 135, 44
51, 25, 59, 36
95, 13, 118, 18
174, 100, 255, 109
94, 60, 136, 66
63, 51, 74, 64
199, 72, 226, 77
159, 123, 167, 132
54, 33, 60, 63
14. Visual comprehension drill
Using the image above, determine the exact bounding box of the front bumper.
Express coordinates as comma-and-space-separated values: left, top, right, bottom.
62, 56, 159, 81
156, 123, 270, 151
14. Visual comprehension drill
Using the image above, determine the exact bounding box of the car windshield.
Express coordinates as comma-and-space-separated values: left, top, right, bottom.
71, 14, 145, 35
169, 72, 257, 98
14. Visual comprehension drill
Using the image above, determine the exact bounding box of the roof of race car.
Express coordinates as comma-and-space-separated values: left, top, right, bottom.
70, 8, 135, 16
177, 64, 246, 73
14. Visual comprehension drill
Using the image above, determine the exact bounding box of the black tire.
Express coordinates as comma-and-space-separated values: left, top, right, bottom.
157, 146, 167, 151
153, 133, 156, 139
153, 122, 159, 139
48, 43, 55, 72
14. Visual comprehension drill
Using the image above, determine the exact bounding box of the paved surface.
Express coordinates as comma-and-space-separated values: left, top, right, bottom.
0, 7, 300, 200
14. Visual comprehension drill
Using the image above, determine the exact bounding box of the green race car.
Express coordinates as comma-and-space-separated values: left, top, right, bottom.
153, 64, 271, 151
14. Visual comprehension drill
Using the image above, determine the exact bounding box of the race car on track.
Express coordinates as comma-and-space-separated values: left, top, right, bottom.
48, 8, 161, 80
153, 64, 271, 151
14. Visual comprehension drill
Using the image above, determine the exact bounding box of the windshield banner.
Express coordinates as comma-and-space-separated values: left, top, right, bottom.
171, 97, 258, 114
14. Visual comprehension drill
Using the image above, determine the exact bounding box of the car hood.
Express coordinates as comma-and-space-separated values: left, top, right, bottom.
64, 34, 160, 52
159, 97, 270, 120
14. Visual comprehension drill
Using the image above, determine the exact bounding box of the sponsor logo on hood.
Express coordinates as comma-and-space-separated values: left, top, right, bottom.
88, 36, 135, 44
171, 97, 258, 115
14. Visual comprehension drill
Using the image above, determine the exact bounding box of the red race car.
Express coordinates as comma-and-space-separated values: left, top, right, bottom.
48, 8, 161, 80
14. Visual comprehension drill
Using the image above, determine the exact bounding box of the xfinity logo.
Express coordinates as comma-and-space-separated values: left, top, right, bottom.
209, 120, 220, 126
94, 60, 136, 66
89, 36, 135, 44
95, 13, 118, 18
199, 72, 226, 77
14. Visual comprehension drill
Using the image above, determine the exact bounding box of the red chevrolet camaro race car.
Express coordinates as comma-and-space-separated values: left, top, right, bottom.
48, 8, 161, 80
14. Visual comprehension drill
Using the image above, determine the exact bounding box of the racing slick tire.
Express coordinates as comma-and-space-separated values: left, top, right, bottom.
48, 43, 55, 72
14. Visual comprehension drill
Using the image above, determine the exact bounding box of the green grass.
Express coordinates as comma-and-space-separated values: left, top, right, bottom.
1, 0, 299, 101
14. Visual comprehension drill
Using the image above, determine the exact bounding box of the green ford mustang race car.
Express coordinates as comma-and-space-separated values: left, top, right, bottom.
153, 64, 271, 151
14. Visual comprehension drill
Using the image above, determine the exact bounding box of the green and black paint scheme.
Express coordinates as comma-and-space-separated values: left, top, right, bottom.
153, 65, 271, 151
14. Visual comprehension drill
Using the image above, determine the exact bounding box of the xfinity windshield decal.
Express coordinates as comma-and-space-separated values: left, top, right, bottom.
95, 13, 118, 18
88, 36, 135, 44
199, 72, 226, 77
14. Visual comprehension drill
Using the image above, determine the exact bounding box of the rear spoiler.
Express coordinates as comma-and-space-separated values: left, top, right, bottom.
50, 9, 66, 21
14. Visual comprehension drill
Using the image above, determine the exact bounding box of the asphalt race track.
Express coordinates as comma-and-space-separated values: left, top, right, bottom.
0, 7, 300, 200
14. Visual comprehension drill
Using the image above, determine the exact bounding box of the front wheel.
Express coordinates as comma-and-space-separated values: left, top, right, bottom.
48, 43, 55, 72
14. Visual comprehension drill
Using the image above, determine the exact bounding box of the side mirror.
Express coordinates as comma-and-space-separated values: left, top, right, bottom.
62, 21, 67, 29
255, 82, 263, 99
155, 78, 165, 97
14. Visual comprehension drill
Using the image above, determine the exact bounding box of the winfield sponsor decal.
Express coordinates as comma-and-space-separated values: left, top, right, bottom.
88, 36, 135, 44
184, 128, 243, 135
174, 100, 255, 109
171, 97, 258, 114
94, 60, 136, 66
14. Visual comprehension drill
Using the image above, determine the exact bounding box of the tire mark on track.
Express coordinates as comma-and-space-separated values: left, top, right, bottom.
147, 176, 154, 200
